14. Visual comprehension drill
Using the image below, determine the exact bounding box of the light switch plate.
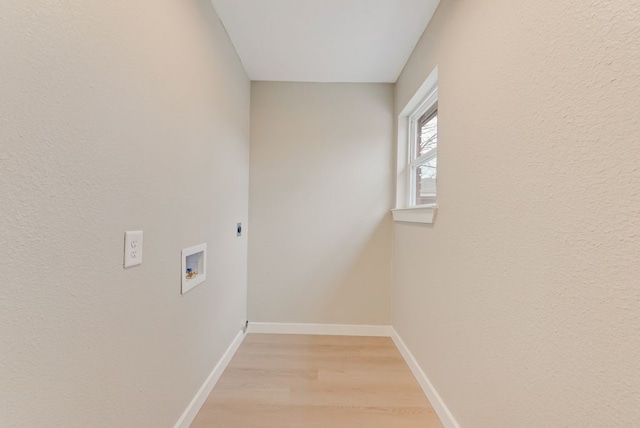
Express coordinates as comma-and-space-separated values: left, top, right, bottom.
124, 230, 143, 268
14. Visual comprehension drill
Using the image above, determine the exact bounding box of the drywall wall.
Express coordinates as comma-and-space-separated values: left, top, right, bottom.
0, 1, 249, 426
393, 0, 640, 426
249, 82, 393, 325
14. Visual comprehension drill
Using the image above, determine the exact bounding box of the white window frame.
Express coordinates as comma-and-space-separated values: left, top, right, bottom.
392, 66, 439, 224
408, 92, 438, 206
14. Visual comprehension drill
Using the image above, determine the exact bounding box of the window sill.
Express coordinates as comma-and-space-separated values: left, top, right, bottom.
391, 205, 438, 224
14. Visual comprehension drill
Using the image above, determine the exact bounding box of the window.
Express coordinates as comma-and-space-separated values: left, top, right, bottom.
409, 97, 438, 206
392, 67, 438, 223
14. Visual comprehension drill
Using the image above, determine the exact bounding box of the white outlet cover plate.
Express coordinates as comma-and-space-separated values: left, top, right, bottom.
124, 230, 143, 268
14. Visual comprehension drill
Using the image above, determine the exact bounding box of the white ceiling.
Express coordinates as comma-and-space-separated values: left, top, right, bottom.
211, 0, 441, 83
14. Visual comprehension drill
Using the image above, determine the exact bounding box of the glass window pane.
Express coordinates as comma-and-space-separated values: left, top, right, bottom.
415, 156, 437, 205
417, 112, 437, 157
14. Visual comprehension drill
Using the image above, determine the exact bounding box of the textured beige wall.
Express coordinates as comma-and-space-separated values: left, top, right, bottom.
0, 1, 249, 426
394, 0, 640, 426
249, 82, 393, 325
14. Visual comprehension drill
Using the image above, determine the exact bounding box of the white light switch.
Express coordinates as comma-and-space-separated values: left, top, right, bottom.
124, 230, 143, 268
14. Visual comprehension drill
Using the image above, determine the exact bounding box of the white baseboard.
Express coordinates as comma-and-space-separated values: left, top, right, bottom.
173, 330, 246, 428
390, 329, 460, 428
247, 322, 393, 337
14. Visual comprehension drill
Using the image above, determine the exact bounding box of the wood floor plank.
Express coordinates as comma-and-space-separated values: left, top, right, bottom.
190, 334, 443, 428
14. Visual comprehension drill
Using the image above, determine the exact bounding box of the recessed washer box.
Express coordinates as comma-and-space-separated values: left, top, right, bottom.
181, 243, 207, 294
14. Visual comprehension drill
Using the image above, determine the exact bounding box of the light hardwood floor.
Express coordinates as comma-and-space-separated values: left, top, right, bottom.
191, 334, 443, 428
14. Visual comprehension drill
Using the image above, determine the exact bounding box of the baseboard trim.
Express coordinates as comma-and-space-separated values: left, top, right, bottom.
173, 330, 245, 428
390, 329, 460, 428
247, 322, 393, 337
